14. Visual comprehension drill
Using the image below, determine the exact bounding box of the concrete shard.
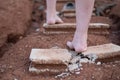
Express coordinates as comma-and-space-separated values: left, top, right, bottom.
83, 43, 120, 59
30, 49, 72, 64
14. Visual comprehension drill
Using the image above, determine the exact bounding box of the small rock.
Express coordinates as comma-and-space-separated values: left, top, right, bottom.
80, 68, 83, 70
14, 78, 18, 80
113, 65, 116, 67
80, 58, 89, 63
19, 36, 23, 40
68, 63, 79, 71
25, 45, 28, 48
19, 48, 22, 50
117, 76, 119, 79
8, 65, 13, 69
0, 69, 5, 73
92, 75, 95, 79
75, 71, 80, 75
36, 29, 40, 32
98, 68, 101, 71
83, 78, 86, 80
96, 62, 101, 65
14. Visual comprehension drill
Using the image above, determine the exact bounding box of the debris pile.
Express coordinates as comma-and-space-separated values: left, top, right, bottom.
55, 51, 98, 79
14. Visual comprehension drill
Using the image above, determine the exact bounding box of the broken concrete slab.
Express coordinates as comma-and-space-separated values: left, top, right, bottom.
30, 49, 72, 64
43, 23, 110, 34
83, 43, 120, 59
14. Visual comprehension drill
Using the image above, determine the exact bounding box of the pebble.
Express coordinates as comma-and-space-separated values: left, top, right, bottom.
96, 62, 101, 65
80, 58, 89, 63
112, 65, 116, 67
0, 69, 5, 73
117, 76, 119, 79
75, 71, 80, 75
36, 28, 40, 32
19, 36, 23, 40
80, 68, 83, 70
14, 78, 18, 80
98, 68, 101, 71
8, 65, 13, 69
25, 45, 28, 48
92, 76, 95, 79
68, 63, 79, 71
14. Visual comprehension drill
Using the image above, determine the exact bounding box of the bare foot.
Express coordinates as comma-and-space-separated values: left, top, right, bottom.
67, 31, 87, 52
46, 15, 63, 25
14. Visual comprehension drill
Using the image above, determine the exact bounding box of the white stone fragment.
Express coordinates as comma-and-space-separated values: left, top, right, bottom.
96, 62, 101, 65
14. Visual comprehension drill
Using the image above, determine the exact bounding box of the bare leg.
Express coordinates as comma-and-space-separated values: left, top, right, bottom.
67, 0, 95, 52
46, 0, 63, 24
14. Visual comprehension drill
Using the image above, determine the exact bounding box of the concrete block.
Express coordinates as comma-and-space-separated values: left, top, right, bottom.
29, 49, 72, 64
43, 23, 110, 34
83, 43, 120, 59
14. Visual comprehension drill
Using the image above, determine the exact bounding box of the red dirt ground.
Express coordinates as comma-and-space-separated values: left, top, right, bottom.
0, 0, 120, 80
